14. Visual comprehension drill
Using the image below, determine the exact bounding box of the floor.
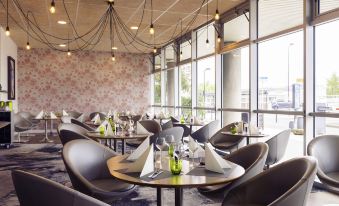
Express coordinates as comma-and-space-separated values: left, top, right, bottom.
1, 134, 339, 206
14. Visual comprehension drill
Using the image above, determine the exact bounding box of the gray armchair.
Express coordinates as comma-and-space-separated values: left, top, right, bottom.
57, 123, 92, 146
67, 111, 82, 119
14, 113, 34, 143
191, 120, 219, 143
209, 122, 244, 152
307, 135, 339, 189
265, 129, 291, 168
61, 116, 74, 123
139, 119, 162, 134
12, 170, 109, 206
222, 157, 317, 206
62, 139, 136, 203
170, 116, 191, 137
18, 111, 40, 126
89, 112, 107, 121
71, 118, 95, 131
161, 119, 173, 130
151, 127, 184, 146
198, 142, 268, 196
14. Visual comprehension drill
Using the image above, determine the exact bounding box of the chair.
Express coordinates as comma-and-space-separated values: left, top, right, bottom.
198, 143, 268, 196
18, 111, 40, 126
191, 120, 219, 143
89, 112, 106, 121
151, 127, 184, 145
126, 120, 163, 148
307, 135, 339, 189
14, 113, 34, 142
61, 116, 74, 123
67, 111, 82, 119
222, 157, 317, 206
161, 119, 173, 130
62, 139, 136, 203
265, 129, 291, 168
209, 122, 244, 152
12, 170, 109, 206
71, 118, 95, 131
57, 123, 92, 146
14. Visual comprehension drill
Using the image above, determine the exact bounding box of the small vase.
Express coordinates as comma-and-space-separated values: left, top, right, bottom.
170, 157, 182, 175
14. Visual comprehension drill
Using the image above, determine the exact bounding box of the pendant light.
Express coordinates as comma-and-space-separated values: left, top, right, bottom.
5, 0, 10, 36
205, 1, 209, 47
149, 0, 155, 35
180, 19, 183, 59
26, 13, 30, 50
50, 0, 56, 14
215, 0, 220, 20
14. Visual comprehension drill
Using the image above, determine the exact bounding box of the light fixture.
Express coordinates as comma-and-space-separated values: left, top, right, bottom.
50, 0, 56, 14
5, 0, 10, 36
205, 0, 209, 48
149, 24, 154, 35
111, 54, 116, 61
130, 26, 138, 30
57, 20, 67, 25
215, 10, 220, 20
26, 42, 31, 50
217, 35, 221, 43
180, 51, 183, 58
153, 47, 157, 53
67, 49, 71, 56
59, 44, 66, 47
112, 46, 118, 50
206, 39, 210, 47
149, 0, 154, 35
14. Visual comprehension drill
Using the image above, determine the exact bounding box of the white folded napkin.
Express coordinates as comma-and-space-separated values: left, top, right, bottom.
107, 110, 112, 117
127, 137, 150, 161
62, 110, 69, 116
95, 120, 108, 132
91, 114, 100, 122
50, 112, 57, 119
188, 136, 204, 158
93, 116, 101, 125
205, 143, 231, 174
127, 144, 154, 177
136, 121, 149, 135
35, 110, 44, 119
193, 116, 202, 125
106, 121, 115, 136
76, 114, 85, 123
249, 123, 259, 135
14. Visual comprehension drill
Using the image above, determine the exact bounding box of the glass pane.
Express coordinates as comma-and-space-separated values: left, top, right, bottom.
315, 20, 339, 113
320, 0, 339, 13
258, 31, 304, 111
197, 24, 215, 58
223, 47, 249, 109
179, 64, 192, 107
222, 111, 249, 127
154, 73, 161, 105
260, 114, 303, 160
196, 110, 215, 123
180, 40, 191, 61
258, 0, 303, 37
179, 108, 192, 118
315, 117, 339, 136
223, 12, 249, 46
197, 56, 215, 108
165, 45, 176, 69
164, 69, 175, 106
155, 55, 161, 70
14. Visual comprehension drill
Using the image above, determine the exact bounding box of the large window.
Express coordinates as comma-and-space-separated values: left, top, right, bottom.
179, 63, 192, 116
164, 69, 175, 115
258, 31, 304, 111
180, 40, 192, 61
154, 55, 161, 71
197, 24, 215, 58
223, 13, 249, 46
319, 0, 339, 13
165, 44, 176, 69
153, 72, 161, 105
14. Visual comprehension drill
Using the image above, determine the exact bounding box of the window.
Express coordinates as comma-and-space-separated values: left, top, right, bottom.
153, 72, 161, 105
258, 0, 303, 37
197, 24, 215, 58
222, 111, 250, 127
165, 44, 176, 69
179, 63, 192, 116
164, 69, 175, 108
315, 117, 339, 136
154, 55, 161, 71
319, 0, 339, 14
258, 31, 304, 111
180, 40, 192, 61
223, 12, 249, 46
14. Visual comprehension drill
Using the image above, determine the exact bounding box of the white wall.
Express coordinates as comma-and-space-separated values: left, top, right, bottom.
0, 27, 18, 112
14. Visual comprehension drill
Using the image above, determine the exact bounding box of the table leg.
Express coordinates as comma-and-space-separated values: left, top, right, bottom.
156, 187, 163, 206
122, 139, 126, 154
189, 125, 193, 135
40, 120, 53, 143
50, 119, 53, 136
113, 139, 117, 152
246, 137, 250, 145
174, 188, 183, 206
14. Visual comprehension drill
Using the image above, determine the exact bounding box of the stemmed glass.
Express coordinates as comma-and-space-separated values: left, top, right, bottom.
189, 140, 200, 166
155, 137, 167, 169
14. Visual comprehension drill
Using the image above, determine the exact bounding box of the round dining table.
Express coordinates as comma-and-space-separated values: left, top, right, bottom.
33, 117, 59, 143
86, 132, 151, 154
221, 131, 268, 145
107, 154, 245, 206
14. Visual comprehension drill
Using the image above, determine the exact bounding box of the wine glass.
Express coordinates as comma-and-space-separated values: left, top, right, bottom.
155, 137, 167, 169
189, 140, 200, 166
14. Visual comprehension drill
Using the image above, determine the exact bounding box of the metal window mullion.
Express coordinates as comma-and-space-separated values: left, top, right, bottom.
192, 30, 198, 117
160, 48, 166, 109
174, 66, 179, 116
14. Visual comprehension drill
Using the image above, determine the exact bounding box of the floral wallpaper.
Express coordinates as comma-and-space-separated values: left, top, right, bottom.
17, 48, 151, 114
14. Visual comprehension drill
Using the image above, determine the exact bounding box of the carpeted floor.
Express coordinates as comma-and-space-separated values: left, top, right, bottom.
0, 134, 220, 206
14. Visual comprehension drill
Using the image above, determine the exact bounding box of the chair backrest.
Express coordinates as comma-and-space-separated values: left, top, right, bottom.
161, 120, 173, 130
89, 112, 106, 120
131, 115, 142, 123
12, 170, 109, 206
18, 111, 35, 121
71, 119, 95, 131
151, 127, 184, 145
209, 122, 241, 145
191, 120, 219, 143
67, 111, 82, 119
307, 135, 339, 174
61, 116, 74, 124
14, 113, 32, 128
58, 123, 91, 145
170, 116, 179, 123
62, 140, 117, 196
265, 129, 291, 166
224, 142, 268, 193
222, 157, 317, 206
139, 120, 162, 134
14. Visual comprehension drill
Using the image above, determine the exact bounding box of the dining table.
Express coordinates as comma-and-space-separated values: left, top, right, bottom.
86, 131, 151, 154
33, 117, 59, 143
221, 131, 268, 145
107, 153, 245, 206
172, 122, 204, 134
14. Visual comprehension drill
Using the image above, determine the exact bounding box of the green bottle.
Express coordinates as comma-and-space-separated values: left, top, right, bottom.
180, 115, 185, 123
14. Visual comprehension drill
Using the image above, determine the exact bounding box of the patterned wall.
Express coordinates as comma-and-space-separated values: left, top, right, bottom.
17, 48, 151, 114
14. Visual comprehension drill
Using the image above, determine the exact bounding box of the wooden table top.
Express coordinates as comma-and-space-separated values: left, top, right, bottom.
86, 132, 151, 140
107, 155, 245, 188
221, 131, 267, 138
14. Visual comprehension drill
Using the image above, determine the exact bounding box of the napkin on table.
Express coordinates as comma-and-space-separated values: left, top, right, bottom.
50, 112, 58, 119
205, 143, 231, 174
106, 121, 115, 136
127, 144, 154, 177
136, 121, 149, 135
62, 110, 69, 116
93, 116, 101, 125
188, 136, 204, 158
91, 114, 100, 122
127, 137, 150, 161
95, 120, 108, 132
76, 114, 85, 123
35, 110, 44, 119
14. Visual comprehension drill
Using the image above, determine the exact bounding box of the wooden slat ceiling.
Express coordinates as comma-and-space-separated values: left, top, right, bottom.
0, 0, 245, 53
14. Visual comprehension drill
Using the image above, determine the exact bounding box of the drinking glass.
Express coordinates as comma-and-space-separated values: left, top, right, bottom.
165, 135, 175, 157
155, 137, 167, 168
170, 157, 182, 175
189, 140, 200, 166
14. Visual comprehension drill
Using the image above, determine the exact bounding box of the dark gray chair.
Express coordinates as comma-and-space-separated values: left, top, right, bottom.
209, 122, 244, 152
198, 142, 268, 196
68, 111, 82, 119
61, 116, 74, 124
12, 170, 109, 206
57, 123, 92, 146
307, 135, 339, 189
161, 119, 173, 130
89, 112, 106, 121
151, 127, 184, 145
18, 111, 40, 126
222, 157, 317, 206
14, 113, 34, 142
71, 118, 95, 131
139, 120, 162, 134
62, 139, 136, 203
265, 129, 291, 168
191, 120, 219, 143
171, 116, 191, 137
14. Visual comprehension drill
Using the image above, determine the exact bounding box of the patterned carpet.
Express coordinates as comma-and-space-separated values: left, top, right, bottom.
0, 135, 220, 206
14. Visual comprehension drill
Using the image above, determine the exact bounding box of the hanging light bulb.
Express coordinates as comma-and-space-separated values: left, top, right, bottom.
206, 39, 210, 48
67, 49, 71, 56
5, 26, 10, 36
111, 54, 116, 61
180, 51, 183, 58
153, 47, 157, 53
50, 0, 56, 14
217, 35, 221, 43
26, 42, 31, 50
215, 9, 220, 20
149, 24, 154, 35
